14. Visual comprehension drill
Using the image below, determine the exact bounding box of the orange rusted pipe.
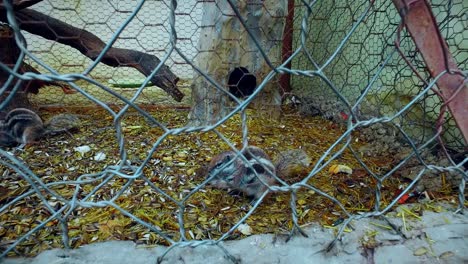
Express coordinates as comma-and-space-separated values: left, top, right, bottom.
392, 0, 468, 145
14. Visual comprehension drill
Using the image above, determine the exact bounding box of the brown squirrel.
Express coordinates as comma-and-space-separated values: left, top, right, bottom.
0, 108, 45, 147
205, 146, 311, 202
0, 108, 80, 148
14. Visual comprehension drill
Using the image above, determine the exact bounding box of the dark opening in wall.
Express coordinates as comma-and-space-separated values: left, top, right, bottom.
227, 67, 257, 99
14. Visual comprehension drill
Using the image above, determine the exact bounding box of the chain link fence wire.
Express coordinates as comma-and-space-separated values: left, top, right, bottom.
0, 0, 467, 262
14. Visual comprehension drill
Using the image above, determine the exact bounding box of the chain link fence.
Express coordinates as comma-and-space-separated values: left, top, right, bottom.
0, 0, 466, 262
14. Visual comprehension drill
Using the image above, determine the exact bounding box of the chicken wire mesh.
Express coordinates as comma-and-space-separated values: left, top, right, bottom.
0, 0, 467, 262
18, 0, 199, 107
290, 0, 467, 150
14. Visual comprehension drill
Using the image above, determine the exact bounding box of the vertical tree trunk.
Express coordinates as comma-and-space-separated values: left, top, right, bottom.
0, 24, 32, 113
188, 0, 287, 126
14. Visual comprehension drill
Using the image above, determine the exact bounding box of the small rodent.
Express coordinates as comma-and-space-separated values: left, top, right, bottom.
0, 108, 80, 148
0, 108, 45, 147
205, 146, 310, 202
273, 149, 311, 179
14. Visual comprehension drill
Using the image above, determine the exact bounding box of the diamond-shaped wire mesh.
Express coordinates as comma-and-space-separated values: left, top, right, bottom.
0, 0, 466, 261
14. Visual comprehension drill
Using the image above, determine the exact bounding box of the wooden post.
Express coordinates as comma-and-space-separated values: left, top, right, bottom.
0, 24, 31, 112
279, 0, 295, 96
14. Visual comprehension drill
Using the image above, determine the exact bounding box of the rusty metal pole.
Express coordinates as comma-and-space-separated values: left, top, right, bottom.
279, 0, 295, 96
392, 0, 468, 145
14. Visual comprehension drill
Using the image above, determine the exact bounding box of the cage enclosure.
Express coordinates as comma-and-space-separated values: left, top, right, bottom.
0, 0, 466, 262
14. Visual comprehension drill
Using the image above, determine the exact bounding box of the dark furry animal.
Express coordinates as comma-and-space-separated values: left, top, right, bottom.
0, 108, 80, 148
0, 108, 45, 147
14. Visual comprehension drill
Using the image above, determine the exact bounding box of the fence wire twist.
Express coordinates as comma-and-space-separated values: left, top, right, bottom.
0, 0, 467, 262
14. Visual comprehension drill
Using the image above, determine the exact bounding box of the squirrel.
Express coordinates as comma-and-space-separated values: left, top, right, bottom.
0, 108, 45, 147
205, 146, 311, 202
0, 108, 80, 148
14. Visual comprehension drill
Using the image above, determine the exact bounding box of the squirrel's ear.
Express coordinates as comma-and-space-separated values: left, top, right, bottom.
211, 154, 232, 170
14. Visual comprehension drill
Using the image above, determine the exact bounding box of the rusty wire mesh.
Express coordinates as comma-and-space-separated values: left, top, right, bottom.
0, 0, 467, 262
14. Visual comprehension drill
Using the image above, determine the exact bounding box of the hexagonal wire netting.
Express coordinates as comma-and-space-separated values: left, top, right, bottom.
20, 0, 200, 107
290, 0, 466, 150
0, 0, 466, 262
